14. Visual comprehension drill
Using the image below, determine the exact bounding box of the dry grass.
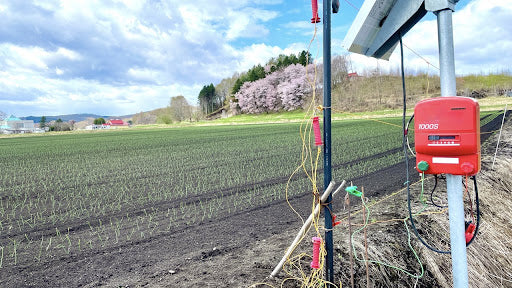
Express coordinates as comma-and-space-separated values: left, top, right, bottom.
420, 122, 512, 287
331, 73, 512, 113
331, 119, 512, 287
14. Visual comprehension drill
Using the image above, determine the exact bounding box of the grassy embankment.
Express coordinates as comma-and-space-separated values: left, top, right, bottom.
110, 73, 511, 128
163, 73, 512, 126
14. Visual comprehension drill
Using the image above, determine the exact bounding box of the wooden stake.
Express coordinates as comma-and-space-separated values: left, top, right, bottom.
270, 181, 346, 278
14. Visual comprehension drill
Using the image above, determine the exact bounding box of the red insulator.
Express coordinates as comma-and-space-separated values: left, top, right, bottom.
311, 237, 322, 269
332, 215, 341, 227
465, 223, 476, 244
313, 116, 323, 146
311, 0, 321, 23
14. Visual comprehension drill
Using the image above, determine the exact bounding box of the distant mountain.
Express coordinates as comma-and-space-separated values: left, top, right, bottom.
21, 114, 133, 123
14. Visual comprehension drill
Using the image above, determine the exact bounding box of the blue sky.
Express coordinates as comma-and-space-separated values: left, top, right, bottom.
0, 0, 511, 117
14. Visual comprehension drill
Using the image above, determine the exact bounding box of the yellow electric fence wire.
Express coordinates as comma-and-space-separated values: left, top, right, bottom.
365, 118, 402, 129
254, 2, 459, 284
348, 208, 448, 227
325, 106, 404, 130
402, 42, 440, 71
339, 179, 418, 222
276, 19, 339, 288
481, 129, 504, 135
284, 22, 321, 224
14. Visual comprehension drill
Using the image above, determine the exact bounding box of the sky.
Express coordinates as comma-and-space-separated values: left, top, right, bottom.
0, 0, 511, 117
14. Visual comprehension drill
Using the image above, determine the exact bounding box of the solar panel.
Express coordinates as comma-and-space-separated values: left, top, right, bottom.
343, 0, 429, 60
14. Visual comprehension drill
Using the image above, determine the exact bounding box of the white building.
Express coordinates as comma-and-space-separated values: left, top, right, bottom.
0, 115, 42, 134
85, 124, 110, 130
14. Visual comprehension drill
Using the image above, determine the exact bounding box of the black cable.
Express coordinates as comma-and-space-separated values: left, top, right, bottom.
466, 176, 480, 245
406, 114, 414, 130
405, 114, 415, 156
399, 32, 482, 254
430, 175, 448, 208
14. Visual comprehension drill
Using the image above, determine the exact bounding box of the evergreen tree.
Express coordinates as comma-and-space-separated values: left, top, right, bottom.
289, 54, 299, 65
198, 84, 216, 114
254, 64, 265, 79
298, 51, 308, 66
232, 78, 244, 95
39, 116, 47, 129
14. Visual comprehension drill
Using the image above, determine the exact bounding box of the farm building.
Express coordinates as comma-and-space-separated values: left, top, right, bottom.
85, 124, 110, 130
347, 72, 360, 79
0, 115, 42, 134
106, 119, 129, 126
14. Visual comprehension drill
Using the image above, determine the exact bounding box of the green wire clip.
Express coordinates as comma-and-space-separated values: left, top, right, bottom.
345, 186, 362, 197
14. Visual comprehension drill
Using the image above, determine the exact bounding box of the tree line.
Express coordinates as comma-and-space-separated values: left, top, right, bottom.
197, 50, 313, 115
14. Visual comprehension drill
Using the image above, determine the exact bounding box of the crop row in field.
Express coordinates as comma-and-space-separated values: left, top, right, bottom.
0, 113, 502, 270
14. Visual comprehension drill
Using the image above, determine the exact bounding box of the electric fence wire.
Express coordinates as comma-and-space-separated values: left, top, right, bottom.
405, 114, 416, 157
265, 17, 340, 288
349, 188, 425, 279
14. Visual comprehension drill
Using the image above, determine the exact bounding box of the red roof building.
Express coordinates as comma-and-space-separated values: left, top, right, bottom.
106, 119, 128, 126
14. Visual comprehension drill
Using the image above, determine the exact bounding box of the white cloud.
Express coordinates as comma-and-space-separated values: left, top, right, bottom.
0, 0, 285, 116
225, 8, 278, 41
1, 0, 508, 117
0, 68, 202, 116
234, 42, 308, 72
56, 48, 82, 61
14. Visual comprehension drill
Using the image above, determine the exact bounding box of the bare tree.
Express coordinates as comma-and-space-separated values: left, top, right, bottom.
132, 111, 157, 125
332, 55, 349, 86
170, 95, 191, 122
215, 75, 237, 108
0, 111, 6, 121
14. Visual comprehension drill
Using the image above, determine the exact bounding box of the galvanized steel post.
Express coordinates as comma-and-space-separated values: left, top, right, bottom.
437, 7, 469, 288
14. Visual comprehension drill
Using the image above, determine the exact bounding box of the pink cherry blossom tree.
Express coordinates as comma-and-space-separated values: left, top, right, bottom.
235, 64, 317, 114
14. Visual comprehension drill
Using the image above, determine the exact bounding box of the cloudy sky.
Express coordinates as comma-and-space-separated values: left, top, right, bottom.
1, 0, 511, 117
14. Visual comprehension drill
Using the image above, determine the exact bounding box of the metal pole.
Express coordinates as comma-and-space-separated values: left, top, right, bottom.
437, 9, 469, 288
323, 0, 334, 285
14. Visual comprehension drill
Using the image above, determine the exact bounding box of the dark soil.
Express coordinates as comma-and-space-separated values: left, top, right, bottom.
0, 160, 411, 288
1, 113, 508, 288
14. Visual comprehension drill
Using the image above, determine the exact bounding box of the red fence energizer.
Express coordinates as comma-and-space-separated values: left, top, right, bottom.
414, 97, 480, 175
